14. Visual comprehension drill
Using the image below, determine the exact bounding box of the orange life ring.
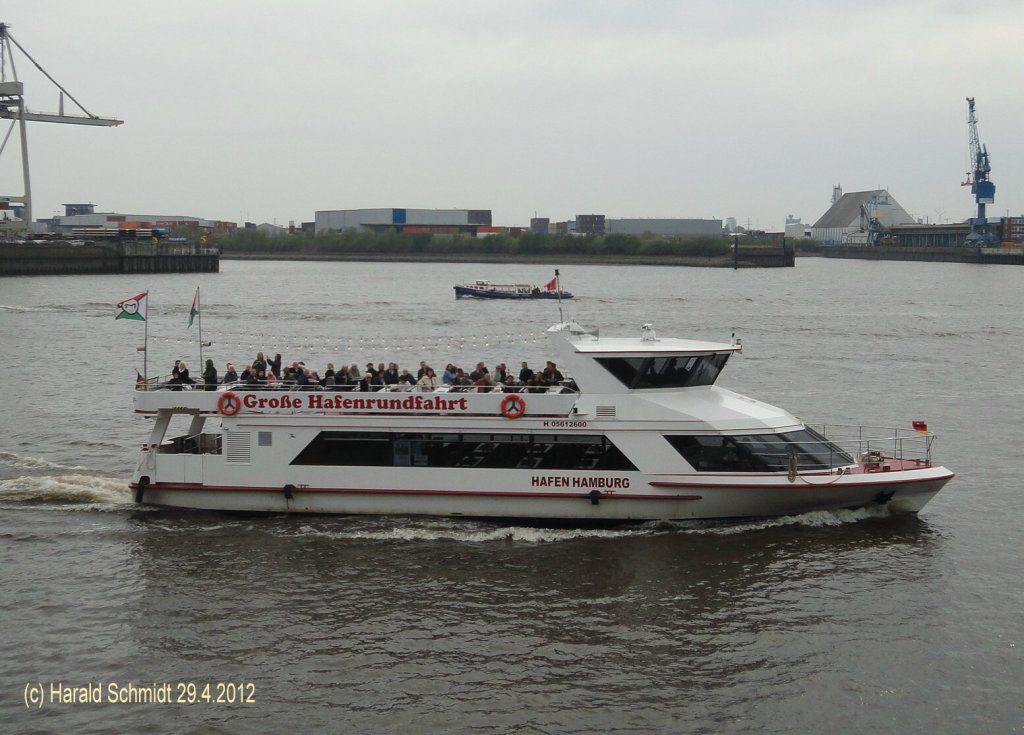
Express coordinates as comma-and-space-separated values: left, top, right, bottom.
500, 394, 526, 419
217, 391, 241, 416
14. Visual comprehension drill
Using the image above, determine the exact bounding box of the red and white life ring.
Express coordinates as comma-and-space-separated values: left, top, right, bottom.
217, 391, 241, 416
500, 394, 526, 419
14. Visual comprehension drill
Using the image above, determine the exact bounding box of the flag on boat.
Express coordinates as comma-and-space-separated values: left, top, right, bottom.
912, 420, 928, 434
188, 287, 199, 328
116, 292, 147, 321
545, 277, 558, 291
136, 370, 145, 385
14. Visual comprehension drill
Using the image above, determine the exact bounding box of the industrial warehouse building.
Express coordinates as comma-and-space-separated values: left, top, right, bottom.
810, 187, 914, 245
315, 208, 491, 235
41, 204, 235, 235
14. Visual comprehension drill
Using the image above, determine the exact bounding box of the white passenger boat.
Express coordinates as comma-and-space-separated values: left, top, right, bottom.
130, 322, 954, 521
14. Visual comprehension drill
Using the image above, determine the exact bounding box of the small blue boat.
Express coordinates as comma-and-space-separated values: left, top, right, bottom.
454, 279, 573, 300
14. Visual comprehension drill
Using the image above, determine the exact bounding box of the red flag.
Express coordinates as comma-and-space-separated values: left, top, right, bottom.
912, 420, 928, 434
545, 277, 557, 291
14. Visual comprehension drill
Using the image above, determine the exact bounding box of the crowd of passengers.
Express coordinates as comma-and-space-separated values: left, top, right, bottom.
166, 351, 569, 393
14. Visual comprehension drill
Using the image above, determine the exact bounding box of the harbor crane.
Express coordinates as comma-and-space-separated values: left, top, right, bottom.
0, 22, 122, 233
961, 97, 996, 245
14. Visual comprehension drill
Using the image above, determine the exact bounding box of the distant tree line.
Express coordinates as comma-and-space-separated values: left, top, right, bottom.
213, 229, 732, 258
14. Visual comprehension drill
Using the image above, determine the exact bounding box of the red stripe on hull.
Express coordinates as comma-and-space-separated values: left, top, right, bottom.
130, 482, 701, 501
648, 473, 953, 490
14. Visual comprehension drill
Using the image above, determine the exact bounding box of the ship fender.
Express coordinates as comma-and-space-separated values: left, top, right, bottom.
589, 489, 602, 506
283, 484, 295, 500
135, 476, 150, 504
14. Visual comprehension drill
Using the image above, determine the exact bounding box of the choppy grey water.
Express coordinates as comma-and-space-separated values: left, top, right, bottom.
1, 258, 1022, 734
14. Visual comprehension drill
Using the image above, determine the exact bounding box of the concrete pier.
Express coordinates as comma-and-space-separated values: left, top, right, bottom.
0, 241, 219, 276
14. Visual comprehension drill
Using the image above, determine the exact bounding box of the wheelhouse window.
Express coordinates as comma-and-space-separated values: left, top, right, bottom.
595, 354, 730, 389
664, 429, 854, 472
291, 432, 637, 471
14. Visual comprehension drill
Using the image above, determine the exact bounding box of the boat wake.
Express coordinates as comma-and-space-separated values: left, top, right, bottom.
0, 451, 132, 508
667, 505, 893, 535
280, 521, 646, 544
0, 450, 99, 474
273, 507, 893, 544
0, 473, 133, 508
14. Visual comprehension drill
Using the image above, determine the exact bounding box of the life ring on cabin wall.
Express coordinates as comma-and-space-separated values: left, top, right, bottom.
500, 394, 526, 419
217, 391, 241, 416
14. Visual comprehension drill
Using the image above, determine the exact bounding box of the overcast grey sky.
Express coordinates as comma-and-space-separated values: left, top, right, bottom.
2, 1, 1021, 230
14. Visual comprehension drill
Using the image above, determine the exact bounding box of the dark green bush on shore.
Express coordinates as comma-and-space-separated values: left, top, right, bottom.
214, 229, 731, 259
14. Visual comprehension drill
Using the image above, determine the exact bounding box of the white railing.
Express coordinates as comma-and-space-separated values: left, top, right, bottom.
808, 424, 935, 467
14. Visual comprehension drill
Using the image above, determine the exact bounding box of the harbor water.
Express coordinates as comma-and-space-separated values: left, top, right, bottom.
1, 258, 1021, 733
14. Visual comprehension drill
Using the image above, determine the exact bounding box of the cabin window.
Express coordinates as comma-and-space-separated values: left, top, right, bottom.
291, 431, 637, 471
664, 429, 853, 472
595, 354, 730, 389
258, 432, 273, 447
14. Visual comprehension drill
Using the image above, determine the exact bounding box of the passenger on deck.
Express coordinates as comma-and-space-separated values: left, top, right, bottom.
453, 369, 473, 389
347, 364, 361, 382
383, 362, 399, 386
527, 372, 545, 393
417, 367, 438, 391
519, 361, 533, 383
177, 362, 195, 386
494, 363, 509, 384
223, 364, 239, 384
202, 359, 218, 391
253, 352, 267, 373
239, 365, 253, 383
323, 363, 336, 387
442, 364, 457, 386
269, 353, 282, 378
399, 368, 416, 386
417, 361, 429, 380
543, 361, 564, 384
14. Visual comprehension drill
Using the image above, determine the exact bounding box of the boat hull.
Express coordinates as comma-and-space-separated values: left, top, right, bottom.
131, 470, 952, 521
454, 286, 573, 300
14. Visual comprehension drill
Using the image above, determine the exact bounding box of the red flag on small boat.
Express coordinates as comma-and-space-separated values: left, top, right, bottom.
545, 277, 558, 291
912, 420, 928, 434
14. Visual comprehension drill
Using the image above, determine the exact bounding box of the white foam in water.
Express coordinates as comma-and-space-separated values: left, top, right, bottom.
269, 504, 893, 544
284, 522, 651, 544
678, 505, 892, 535
0, 451, 96, 474
0, 473, 132, 507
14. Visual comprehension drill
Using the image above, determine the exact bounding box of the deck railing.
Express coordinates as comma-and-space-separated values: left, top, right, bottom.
137, 377, 578, 395
807, 424, 935, 468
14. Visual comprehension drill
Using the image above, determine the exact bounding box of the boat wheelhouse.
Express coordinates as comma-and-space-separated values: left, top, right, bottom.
130, 322, 953, 521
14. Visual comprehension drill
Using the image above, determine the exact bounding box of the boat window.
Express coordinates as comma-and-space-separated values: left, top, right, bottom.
291, 431, 637, 471
664, 430, 854, 472
595, 354, 730, 389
